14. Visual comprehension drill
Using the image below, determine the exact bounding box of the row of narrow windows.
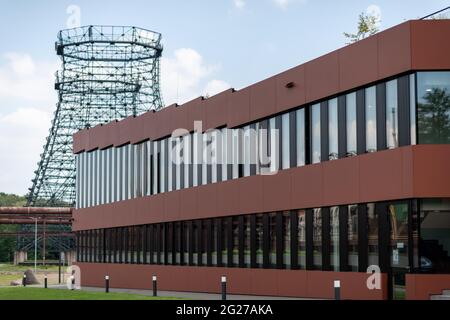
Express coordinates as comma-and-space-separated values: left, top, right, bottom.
76, 200, 418, 273
76, 71, 450, 209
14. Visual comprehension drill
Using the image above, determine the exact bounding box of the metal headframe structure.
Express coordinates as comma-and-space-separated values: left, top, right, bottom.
20, 25, 164, 255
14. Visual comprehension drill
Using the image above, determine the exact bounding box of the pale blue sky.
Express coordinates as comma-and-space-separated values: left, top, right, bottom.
0, 0, 448, 195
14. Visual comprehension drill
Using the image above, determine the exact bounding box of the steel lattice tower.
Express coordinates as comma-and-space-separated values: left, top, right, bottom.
20, 26, 164, 255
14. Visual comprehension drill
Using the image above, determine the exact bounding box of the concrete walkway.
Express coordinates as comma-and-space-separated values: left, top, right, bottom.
48, 284, 310, 300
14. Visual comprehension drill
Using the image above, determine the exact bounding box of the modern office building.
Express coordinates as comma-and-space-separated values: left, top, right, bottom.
72, 19, 450, 300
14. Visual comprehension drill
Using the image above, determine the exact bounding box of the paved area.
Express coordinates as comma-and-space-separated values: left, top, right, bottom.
48, 284, 310, 300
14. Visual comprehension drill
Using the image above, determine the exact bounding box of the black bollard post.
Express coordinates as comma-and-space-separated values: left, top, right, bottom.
22, 274, 27, 287
221, 276, 227, 301
334, 280, 341, 300
105, 275, 110, 293
152, 276, 157, 297
44, 274, 48, 289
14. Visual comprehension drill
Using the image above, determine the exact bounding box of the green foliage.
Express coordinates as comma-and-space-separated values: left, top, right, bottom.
0, 193, 27, 262
344, 12, 380, 44
0, 193, 26, 207
418, 88, 450, 143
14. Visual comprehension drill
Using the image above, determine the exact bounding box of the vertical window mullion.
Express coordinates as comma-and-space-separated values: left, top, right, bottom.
338, 96, 347, 158
322, 207, 331, 271
356, 89, 366, 155
376, 82, 387, 150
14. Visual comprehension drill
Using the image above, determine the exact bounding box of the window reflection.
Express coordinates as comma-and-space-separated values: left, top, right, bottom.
283, 212, 291, 269
346, 93, 357, 156
367, 204, 379, 266
296, 109, 306, 166
365, 86, 377, 152
311, 104, 321, 164
313, 208, 322, 269
328, 98, 338, 160
386, 80, 399, 149
330, 207, 340, 271
297, 210, 306, 269
348, 205, 359, 271
417, 71, 450, 144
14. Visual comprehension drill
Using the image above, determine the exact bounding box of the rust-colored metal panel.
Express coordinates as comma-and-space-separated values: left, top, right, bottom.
406, 274, 450, 300
262, 170, 292, 212
72, 130, 88, 154
276, 269, 308, 297
75, 262, 387, 299
323, 156, 359, 206
116, 116, 134, 147
291, 164, 324, 209
129, 114, 146, 145
339, 34, 378, 93
99, 121, 118, 150
359, 149, 406, 203
86, 124, 103, 152
153, 104, 176, 140
196, 184, 218, 219
250, 77, 277, 121
216, 179, 240, 217
377, 21, 411, 80
178, 187, 198, 220
413, 145, 450, 198
238, 175, 264, 214
249, 268, 279, 296
170, 105, 189, 134
134, 196, 153, 226
140, 110, 158, 141
227, 87, 251, 128
411, 20, 450, 70
164, 189, 181, 222
305, 51, 340, 103
275, 65, 306, 113
226, 268, 253, 295
185, 97, 206, 133
204, 89, 232, 130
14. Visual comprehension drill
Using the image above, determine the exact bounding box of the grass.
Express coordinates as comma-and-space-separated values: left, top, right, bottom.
0, 264, 60, 272
0, 287, 183, 300
0, 274, 22, 286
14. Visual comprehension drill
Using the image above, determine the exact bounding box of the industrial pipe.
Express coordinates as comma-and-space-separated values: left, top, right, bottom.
0, 207, 73, 215
0, 219, 72, 225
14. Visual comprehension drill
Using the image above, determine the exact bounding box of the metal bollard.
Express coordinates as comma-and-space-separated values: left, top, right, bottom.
152, 275, 157, 297
44, 274, 48, 289
334, 280, 341, 300
70, 275, 75, 290
23, 274, 27, 287
221, 276, 227, 301
105, 275, 110, 293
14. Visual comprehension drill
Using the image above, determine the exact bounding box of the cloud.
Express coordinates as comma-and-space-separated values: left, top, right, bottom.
161, 48, 230, 105
271, 0, 306, 10
0, 53, 58, 195
233, 0, 246, 9
366, 4, 382, 28
0, 48, 230, 195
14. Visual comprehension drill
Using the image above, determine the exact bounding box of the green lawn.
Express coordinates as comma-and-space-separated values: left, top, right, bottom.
0, 264, 60, 272
0, 287, 182, 300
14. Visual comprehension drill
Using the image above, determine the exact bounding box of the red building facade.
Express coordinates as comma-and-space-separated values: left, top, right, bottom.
73, 20, 450, 300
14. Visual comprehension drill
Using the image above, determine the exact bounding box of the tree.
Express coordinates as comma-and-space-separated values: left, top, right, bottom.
0, 193, 26, 262
344, 12, 380, 44
417, 87, 450, 144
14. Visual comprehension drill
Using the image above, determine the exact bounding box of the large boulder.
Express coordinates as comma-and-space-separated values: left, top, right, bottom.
23, 269, 40, 285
